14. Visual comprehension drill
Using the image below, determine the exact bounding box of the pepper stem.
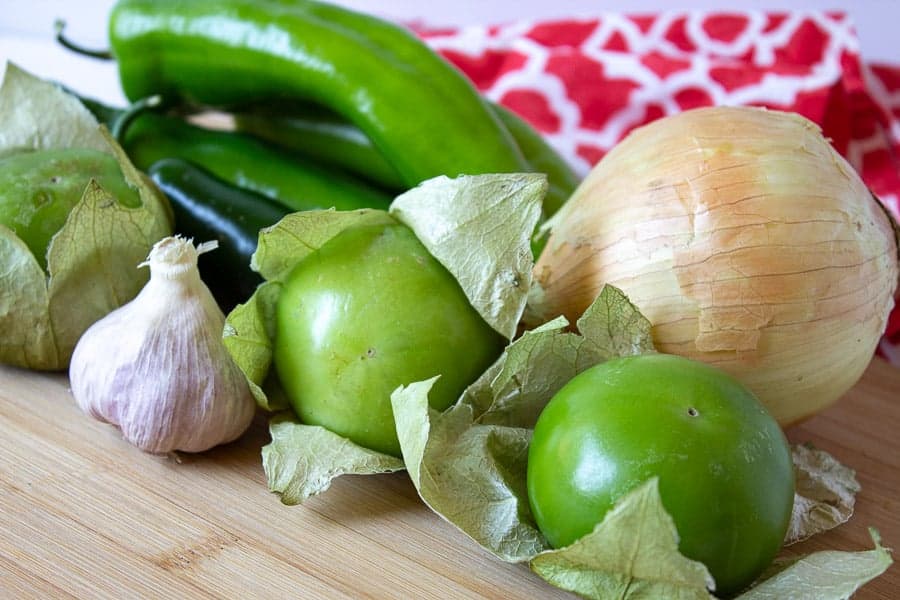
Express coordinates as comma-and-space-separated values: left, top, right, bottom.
54, 19, 114, 60
111, 95, 165, 141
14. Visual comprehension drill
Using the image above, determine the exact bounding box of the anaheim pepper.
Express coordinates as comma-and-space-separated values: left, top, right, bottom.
108, 0, 530, 187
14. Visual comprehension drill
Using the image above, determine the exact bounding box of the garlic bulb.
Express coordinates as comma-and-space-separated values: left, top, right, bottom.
530, 106, 899, 425
69, 236, 256, 453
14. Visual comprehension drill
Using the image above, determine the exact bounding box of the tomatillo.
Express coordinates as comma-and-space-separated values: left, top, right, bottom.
0, 147, 140, 270
526, 353, 794, 596
274, 221, 504, 457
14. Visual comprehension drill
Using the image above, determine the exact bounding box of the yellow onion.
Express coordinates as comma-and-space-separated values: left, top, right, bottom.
529, 106, 899, 425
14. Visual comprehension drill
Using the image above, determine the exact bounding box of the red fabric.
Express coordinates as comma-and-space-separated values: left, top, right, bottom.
415, 11, 900, 363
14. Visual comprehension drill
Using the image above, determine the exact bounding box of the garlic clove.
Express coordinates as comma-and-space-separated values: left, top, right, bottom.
69, 236, 256, 454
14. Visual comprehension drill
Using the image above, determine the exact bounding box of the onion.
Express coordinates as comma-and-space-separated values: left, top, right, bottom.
529, 106, 899, 425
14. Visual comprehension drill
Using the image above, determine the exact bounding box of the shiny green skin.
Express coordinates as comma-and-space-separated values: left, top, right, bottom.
109, 0, 529, 187
121, 112, 392, 213
527, 353, 795, 596
234, 105, 406, 192
0, 148, 139, 270
235, 101, 580, 220
77, 94, 392, 213
274, 222, 505, 457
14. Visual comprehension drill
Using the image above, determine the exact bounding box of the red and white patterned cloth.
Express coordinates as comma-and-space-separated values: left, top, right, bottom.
415, 11, 900, 365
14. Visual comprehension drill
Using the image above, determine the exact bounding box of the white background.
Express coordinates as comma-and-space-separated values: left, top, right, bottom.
1, 0, 898, 105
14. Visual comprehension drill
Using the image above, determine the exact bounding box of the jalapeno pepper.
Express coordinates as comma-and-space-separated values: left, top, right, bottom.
108, 0, 530, 187
147, 158, 289, 311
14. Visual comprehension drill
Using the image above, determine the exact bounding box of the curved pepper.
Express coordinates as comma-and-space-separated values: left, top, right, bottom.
108, 0, 529, 187
147, 158, 289, 311
80, 95, 392, 213
234, 105, 406, 192
234, 101, 581, 218
121, 111, 392, 213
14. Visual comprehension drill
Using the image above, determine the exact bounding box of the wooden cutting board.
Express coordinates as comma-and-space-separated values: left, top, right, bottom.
0, 357, 897, 599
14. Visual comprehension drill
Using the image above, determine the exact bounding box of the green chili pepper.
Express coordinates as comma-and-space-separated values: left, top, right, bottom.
80, 95, 392, 213
234, 101, 581, 218
122, 111, 392, 212
234, 104, 406, 192
108, 0, 529, 187
260, 0, 580, 214
147, 158, 289, 311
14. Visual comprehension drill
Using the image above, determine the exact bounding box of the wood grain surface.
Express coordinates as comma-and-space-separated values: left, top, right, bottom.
0, 357, 897, 599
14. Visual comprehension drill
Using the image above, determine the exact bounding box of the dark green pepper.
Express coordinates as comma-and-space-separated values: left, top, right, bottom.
114, 108, 392, 213
108, 0, 529, 187
75, 93, 392, 213
147, 158, 289, 311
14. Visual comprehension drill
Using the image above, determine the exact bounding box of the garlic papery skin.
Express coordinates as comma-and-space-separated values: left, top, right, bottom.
530, 106, 899, 426
69, 236, 256, 454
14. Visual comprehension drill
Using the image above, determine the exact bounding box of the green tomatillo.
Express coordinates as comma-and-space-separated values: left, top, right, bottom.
527, 352, 795, 596
0, 147, 140, 271
273, 221, 505, 457
0, 62, 173, 371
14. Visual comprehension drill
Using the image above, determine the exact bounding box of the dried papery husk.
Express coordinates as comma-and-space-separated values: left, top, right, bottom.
530, 106, 899, 425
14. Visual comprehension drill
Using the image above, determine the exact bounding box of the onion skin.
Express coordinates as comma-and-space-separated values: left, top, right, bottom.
530, 106, 900, 425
